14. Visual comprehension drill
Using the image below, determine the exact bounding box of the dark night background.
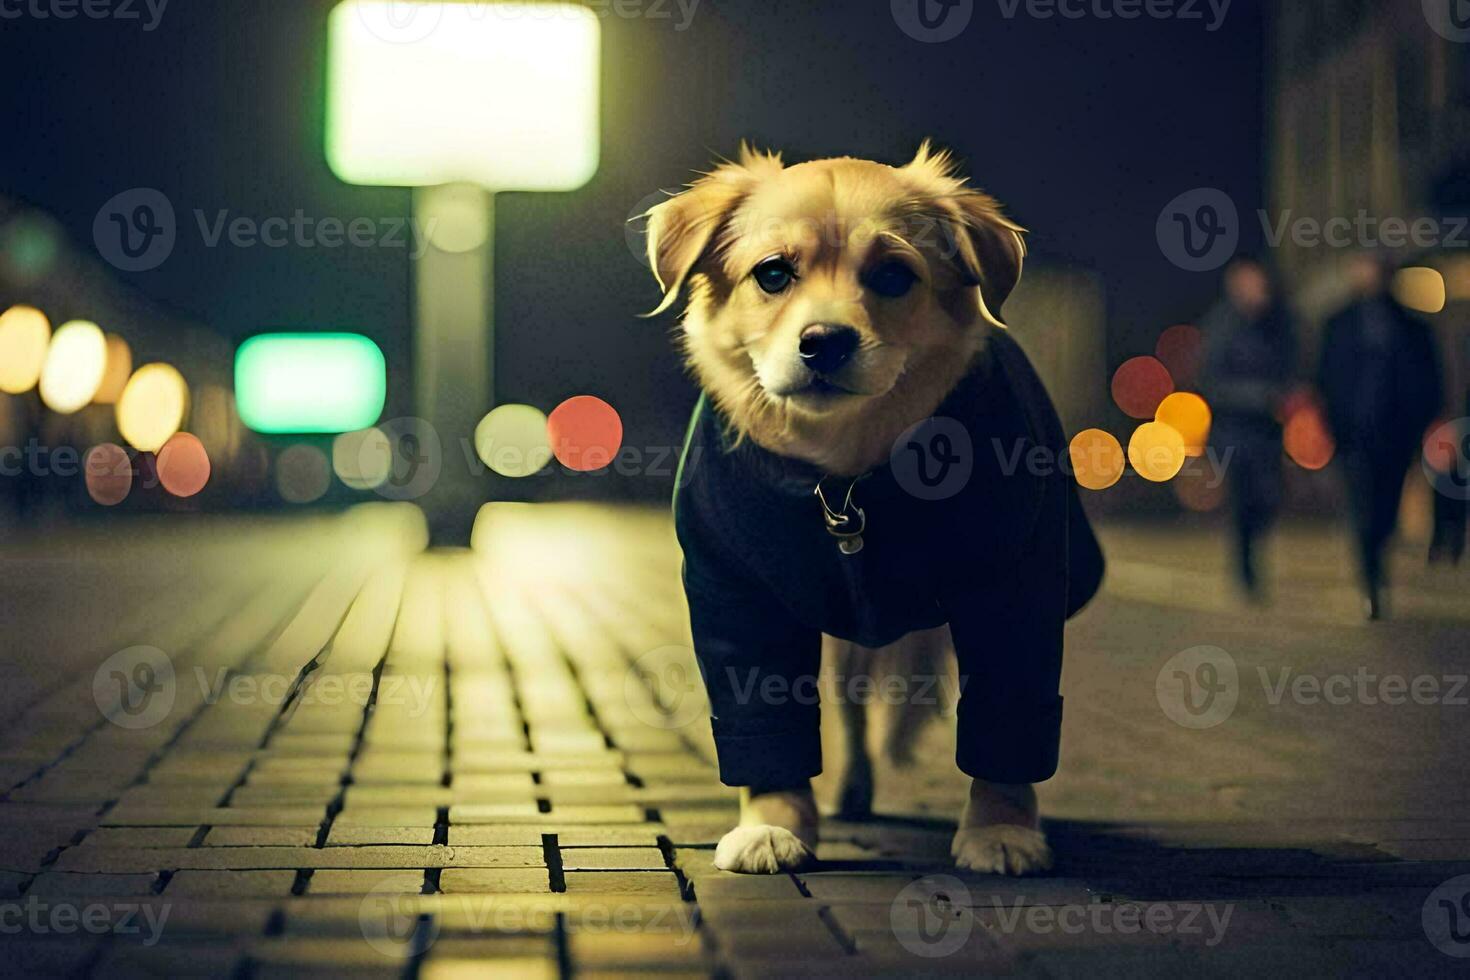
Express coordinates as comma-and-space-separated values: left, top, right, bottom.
0, 0, 1267, 499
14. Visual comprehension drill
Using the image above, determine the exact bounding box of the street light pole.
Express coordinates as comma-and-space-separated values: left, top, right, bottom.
413, 183, 493, 544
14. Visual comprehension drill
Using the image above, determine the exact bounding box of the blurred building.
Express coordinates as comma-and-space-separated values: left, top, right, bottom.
1270, 0, 1467, 388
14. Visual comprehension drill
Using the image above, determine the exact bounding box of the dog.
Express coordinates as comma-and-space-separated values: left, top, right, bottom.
645, 143, 1102, 875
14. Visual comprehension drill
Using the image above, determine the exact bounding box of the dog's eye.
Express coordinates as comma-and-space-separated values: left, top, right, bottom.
864, 260, 918, 299
752, 257, 796, 295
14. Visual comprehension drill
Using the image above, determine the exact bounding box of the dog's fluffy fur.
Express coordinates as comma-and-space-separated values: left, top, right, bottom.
646, 144, 1053, 876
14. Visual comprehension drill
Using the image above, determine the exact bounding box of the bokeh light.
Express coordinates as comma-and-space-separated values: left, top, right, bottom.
1392, 266, 1446, 314
333, 427, 392, 490
1172, 459, 1225, 512
1155, 392, 1212, 457
277, 444, 332, 503
235, 333, 386, 434
94, 334, 133, 404
191, 384, 238, 465
1111, 356, 1175, 420
157, 432, 211, 498
84, 443, 133, 506
476, 404, 553, 478
38, 319, 107, 414
1068, 428, 1125, 491
1128, 421, 1187, 482
117, 363, 189, 452
0, 305, 51, 394
547, 395, 623, 472
1283, 402, 1335, 470
1154, 324, 1203, 388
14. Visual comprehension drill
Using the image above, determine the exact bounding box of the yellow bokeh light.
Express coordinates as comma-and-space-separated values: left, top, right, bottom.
1068, 428, 1125, 491
333, 427, 392, 489
1392, 266, 1445, 314
1128, 421, 1187, 483
1155, 391, 1212, 457
475, 404, 553, 478
116, 363, 189, 452
0, 305, 51, 394
94, 334, 133, 404
38, 319, 107, 414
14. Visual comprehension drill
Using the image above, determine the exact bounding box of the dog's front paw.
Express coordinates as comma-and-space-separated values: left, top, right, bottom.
951, 825, 1053, 876
714, 825, 815, 874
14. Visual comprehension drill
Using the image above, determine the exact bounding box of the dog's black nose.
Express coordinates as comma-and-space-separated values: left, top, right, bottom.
799, 324, 859, 375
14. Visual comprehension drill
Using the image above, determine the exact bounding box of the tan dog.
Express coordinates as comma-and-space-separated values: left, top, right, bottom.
645, 143, 1069, 875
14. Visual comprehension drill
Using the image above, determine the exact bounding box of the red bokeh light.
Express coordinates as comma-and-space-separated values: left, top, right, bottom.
157, 432, 211, 498
1155, 324, 1203, 388
1111, 356, 1175, 420
547, 395, 623, 472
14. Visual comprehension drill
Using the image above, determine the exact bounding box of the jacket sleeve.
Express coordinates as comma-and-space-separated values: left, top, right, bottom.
679, 539, 823, 789
939, 470, 1068, 784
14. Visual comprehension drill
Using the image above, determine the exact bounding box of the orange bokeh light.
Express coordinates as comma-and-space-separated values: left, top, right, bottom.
1128, 421, 1187, 482
547, 395, 623, 472
1155, 391, 1212, 457
157, 432, 211, 498
1069, 428, 1125, 491
1283, 403, 1335, 471
85, 443, 133, 506
1111, 356, 1175, 420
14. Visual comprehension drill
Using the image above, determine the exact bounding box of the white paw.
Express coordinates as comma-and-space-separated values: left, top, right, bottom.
714, 824, 815, 874
951, 825, 1053, 876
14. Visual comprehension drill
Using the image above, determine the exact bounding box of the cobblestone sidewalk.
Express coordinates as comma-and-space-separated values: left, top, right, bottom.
2, 504, 1469, 977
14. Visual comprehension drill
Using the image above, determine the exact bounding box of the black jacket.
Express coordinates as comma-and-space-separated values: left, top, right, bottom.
673, 329, 1103, 785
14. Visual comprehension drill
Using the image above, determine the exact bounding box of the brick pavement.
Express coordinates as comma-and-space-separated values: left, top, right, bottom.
1, 504, 1469, 976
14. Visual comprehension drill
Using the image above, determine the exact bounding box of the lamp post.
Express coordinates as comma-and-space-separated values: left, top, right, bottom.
326, 0, 600, 543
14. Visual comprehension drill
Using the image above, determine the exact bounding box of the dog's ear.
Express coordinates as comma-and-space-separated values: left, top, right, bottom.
643, 144, 784, 316
902, 141, 1026, 327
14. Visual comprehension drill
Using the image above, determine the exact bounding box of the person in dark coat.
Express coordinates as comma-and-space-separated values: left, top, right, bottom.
1199, 255, 1297, 599
1318, 253, 1444, 619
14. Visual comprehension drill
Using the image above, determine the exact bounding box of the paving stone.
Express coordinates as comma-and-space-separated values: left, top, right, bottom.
89, 941, 246, 977
309, 869, 427, 894
544, 805, 647, 824
447, 803, 543, 823
102, 806, 327, 827
564, 929, 709, 966
0, 870, 32, 897
691, 874, 806, 901
164, 900, 277, 936
438, 868, 552, 893
418, 955, 558, 980
206, 826, 321, 846
167, 870, 298, 897
561, 871, 684, 898
446, 826, 548, 847
558, 847, 668, 871
333, 807, 439, 827
79, 827, 199, 848
53, 844, 545, 872
555, 826, 668, 847
25, 871, 160, 897
327, 825, 436, 846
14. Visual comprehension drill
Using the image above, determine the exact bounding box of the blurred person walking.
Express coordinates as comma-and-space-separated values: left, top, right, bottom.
1200, 255, 1298, 600
1318, 253, 1444, 620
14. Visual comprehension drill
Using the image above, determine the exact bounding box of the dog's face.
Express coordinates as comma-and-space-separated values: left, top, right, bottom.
645, 143, 1024, 469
